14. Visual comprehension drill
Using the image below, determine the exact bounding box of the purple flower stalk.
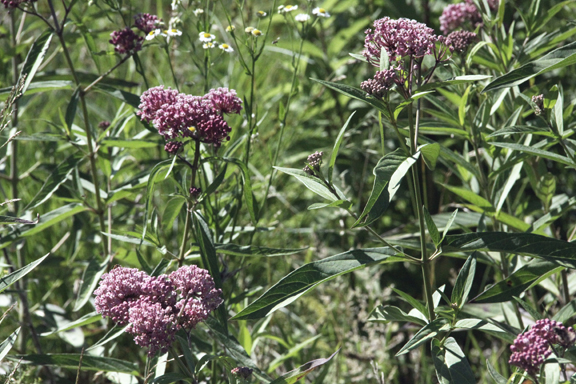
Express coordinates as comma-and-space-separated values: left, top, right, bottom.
134, 13, 160, 34
95, 265, 223, 356
509, 319, 576, 375
363, 17, 438, 65
138, 86, 243, 147
109, 27, 143, 54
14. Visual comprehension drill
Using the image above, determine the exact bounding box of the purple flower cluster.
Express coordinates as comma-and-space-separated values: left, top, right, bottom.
363, 17, 438, 65
94, 265, 223, 356
109, 27, 144, 54
446, 30, 477, 53
1, 0, 36, 9
164, 141, 183, 154
134, 13, 160, 34
440, 0, 499, 34
231, 367, 253, 379
138, 86, 243, 147
532, 94, 544, 116
509, 319, 576, 375
360, 67, 401, 99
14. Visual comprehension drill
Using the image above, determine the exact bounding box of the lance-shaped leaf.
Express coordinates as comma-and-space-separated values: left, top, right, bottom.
329, 112, 356, 183
490, 142, 572, 166
353, 149, 419, 228
451, 254, 476, 308
483, 41, 576, 92
274, 167, 344, 202
231, 248, 405, 321
18, 30, 53, 94
472, 260, 561, 303
73, 259, 108, 311
486, 360, 507, 384
205, 244, 307, 257
419, 75, 492, 92
0, 328, 20, 363
397, 318, 450, 355
442, 232, 576, 268
311, 78, 390, 118
269, 349, 339, 384
368, 305, 427, 326
432, 338, 476, 384
0, 254, 48, 294
12, 354, 139, 375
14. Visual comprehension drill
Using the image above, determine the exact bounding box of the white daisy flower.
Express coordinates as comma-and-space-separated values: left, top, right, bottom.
251, 29, 263, 37
199, 31, 216, 42
245, 26, 255, 33
166, 29, 182, 36
219, 43, 234, 52
171, 0, 180, 10
146, 29, 162, 40
281, 5, 298, 13
257, 10, 267, 17
193, 9, 204, 16
277, 5, 284, 13
312, 7, 330, 17
295, 14, 310, 23
226, 25, 235, 32
203, 42, 216, 49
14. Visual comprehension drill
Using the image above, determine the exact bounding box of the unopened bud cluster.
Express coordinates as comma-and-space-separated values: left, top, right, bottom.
94, 265, 223, 356
304, 151, 324, 175
509, 319, 576, 375
532, 94, 544, 116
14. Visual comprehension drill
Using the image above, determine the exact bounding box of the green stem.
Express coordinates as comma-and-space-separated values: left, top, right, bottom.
178, 141, 201, 267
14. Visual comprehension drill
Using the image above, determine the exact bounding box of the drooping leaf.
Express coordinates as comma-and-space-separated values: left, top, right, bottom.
0, 328, 20, 363
268, 350, 339, 384
483, 41, 576, 92
443, 232, 576, 268
73, 259, 107, 311
308, 200, 352, 210
473, 260, 561, 303
451, 254, 476, 308
368, 305, 427, 326
419, 75, 492, 92
486, 360, 507, 384
396, 318, 450, 355
41, 312, 102, 336
0, 254, 48, 294
432, 338, 476, 384
490, 142, 572, 166
274, 167, 342, 202
94, 84, 141, 108
209, 244, 307, 257
353, 150, 419, 227
12, 354, 139, 375
18, 30, 53, 95
232, 248, 405, 321
424, 206, 441, 247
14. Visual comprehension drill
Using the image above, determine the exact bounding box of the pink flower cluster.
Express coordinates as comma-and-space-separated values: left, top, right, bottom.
94, 265, 223, 356
138, 86, 242, 147
363, 17, 438, 65
1, 0, 36, 8
440, 0, 499, 34
509, 319, 576, 375
360, 66, 401, 99
109, 27, 144, 54
134, 13, 160, 34
445, 30, 477, 53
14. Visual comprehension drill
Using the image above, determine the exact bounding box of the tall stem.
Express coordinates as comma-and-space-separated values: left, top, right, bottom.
49, 0, 108, 257
178, 141, 201, 267
408, 103, 435, 321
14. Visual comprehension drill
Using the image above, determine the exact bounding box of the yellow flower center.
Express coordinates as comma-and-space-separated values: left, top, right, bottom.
319, 8, 325, 13
253, 29, 262, 36
172, 29, 177, 33
203, 33, 211, 38
222, 44, 229, 49
285, 5, 293, 10
148, 31, 155, 35
188, 127, 196, 132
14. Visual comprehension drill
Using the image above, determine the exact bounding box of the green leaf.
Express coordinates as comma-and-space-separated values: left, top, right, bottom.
451, 254, 476, 308
487, 125, 556, 138
453, 319, 516, 343
490, 142, 572, 166
424, 206, 441, 247
553, 299, 576, 323
554, 84, 564, 136
93, 84, 141, 108
483, 41, 576, 92
162, 196, 186, 232
308, 200, 351, 210
143, 159, 173, 242
0, 216, 37, 225
353, 150, 419, 227
220, 157, 259, 224
368, 305, 427, 326
12, 354, 139, 375
211, 244, 307, 257
267, 335, 321, 373
0, 328, 20, 363
274, 167, 341, 202
443, 232, 576, 268
513, 296, 543, 321
41, 312, 102, 336
18, 30, 53, 95
486, 360, 507, 384
150, 373, 191, 384
473, 260, 561, 303
311, 78, 389, 118
0, 254, 48, 294
231, 248, 405, 321
17, 203, 88, 240
193, 212, 227, 329
392, 288, 429, 318
441, 210, 459, 242
397, 318, 450, 356
27, 152, 84, 209
495, 162, 523, 214
204, 317, 272, 383
420, 143, 441, 170
65, 87, 80, 131
73, 259, 108, 311
432, 338, 475, 384
419, 75, 491, 92
203, 164, 228, 197
458, 86, 471, 127
329, 112, 356, 183
269, 350, 339, 384
101, 138, 163, 148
